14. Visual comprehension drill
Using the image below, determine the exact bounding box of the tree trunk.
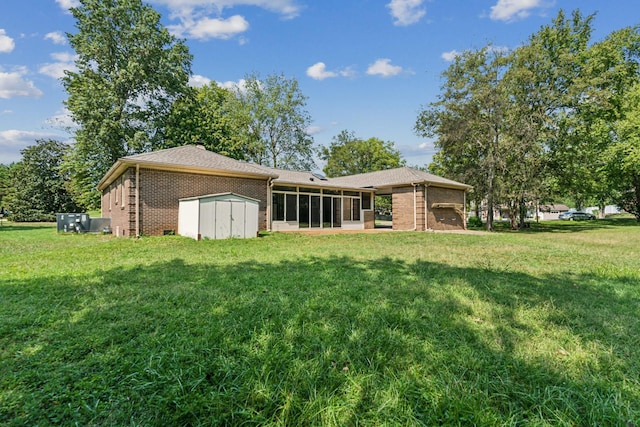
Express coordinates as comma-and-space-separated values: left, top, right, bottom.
519, 197, 527, 229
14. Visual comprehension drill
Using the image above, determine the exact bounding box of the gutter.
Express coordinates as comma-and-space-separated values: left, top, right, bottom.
135, 163, 140, 237
412, 183, 417, 231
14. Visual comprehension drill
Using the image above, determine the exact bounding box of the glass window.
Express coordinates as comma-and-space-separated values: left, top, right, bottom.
286, 194, 297, 221
322, 196, 332, 228
299, 195, 310, 228
343, 198, 352, 221
323, 189, 341, 195
273, 185, 297, 192
311, 196, 321, 227
344, 191, 359, 197
352, 198, 361, 221
272, 193, 285, 221
362, 192, 372, 210
299, 187, 321, 193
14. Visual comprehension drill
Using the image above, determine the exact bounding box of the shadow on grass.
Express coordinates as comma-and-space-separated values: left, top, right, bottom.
1, 256, 638, 425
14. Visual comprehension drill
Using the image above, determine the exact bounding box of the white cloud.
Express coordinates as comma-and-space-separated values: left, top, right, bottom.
152, 0, 302, 20
306, 125, 323, 135
0, 68, 43, 99
189, 74, 212, 87
306, 62, 337, 81
156, 1, 301, 42
55, 0, 80, 10
387, 0, 426, 26
441, 50, 460, 62
46, 108, 78, 130
215, 78, 252, 94
0, 130, 63, 164
489, 0, 544, 22
170, 14, 249, 40
0, 29, 15, 53
307, 62, 356, 81
45, 31, 67, 45
366, 59, 403, 77
38, 52, 78, 79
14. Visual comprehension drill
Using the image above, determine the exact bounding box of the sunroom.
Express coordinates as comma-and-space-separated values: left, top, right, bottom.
268, 170, 375, 231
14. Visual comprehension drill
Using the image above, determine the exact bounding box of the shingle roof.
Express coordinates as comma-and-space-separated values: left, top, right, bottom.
268, 168, 364, 190
98, 145, 470, 192
98, 145, 278, 189
120, 145, 277, 177
329, 167, 471, 190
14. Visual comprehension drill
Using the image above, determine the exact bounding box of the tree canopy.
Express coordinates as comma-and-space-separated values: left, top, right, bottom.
232, 73, 316, 170
417, 9, 640, 226
63, 0, 192, 209
320, 130, 405, 178
4, 140, 80, 221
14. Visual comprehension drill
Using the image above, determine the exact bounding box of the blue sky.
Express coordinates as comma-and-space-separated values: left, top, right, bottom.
1, 0, 640, 167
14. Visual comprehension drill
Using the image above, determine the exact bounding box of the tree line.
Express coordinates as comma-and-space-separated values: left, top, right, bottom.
2, 3, 639, 227
416, 10, 640, 229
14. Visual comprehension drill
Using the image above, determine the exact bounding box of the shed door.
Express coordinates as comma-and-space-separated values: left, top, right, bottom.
230, 200, 246, 238
215, 200, 232, 239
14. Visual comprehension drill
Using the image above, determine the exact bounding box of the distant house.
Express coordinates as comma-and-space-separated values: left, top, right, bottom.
97, 145, 471, 237
537, 204, 571, 221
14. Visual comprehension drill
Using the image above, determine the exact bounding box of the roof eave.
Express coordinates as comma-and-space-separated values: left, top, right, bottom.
97, 159, 279, 191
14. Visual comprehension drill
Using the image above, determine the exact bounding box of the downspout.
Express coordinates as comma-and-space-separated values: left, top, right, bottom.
412, 183, 417, 231
267, 178, 273, 231
463, 189, 467, 230
135, 163, 140, 237
424, 184, 429, 231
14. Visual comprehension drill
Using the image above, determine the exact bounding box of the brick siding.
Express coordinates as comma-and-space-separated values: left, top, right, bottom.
102, 168, 269, 237
391, 185, 465, 231
426, 186, 465, 231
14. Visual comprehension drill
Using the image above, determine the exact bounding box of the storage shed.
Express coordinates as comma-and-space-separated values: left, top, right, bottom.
178, 193, 260, 240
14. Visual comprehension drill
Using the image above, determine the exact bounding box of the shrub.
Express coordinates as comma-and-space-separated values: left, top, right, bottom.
468, 216, 483, 228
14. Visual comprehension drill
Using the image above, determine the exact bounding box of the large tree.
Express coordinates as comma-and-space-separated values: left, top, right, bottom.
611, 82, 640, 221
416, 46, 510, 230
319, 130, 405, 178
63, 0, 192, 209
4, 140, 80, 222
234, 73, 316, 170
164, 83, 247, 159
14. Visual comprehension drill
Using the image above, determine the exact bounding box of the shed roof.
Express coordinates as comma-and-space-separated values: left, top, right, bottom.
179, 192, 260, 203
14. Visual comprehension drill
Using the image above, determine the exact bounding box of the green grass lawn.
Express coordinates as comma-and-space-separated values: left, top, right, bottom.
1, 220, 639, 426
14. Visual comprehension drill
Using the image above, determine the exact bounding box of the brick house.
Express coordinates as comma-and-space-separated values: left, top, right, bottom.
97, 145, 471, 237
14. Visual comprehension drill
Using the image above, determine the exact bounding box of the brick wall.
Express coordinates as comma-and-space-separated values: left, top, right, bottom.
103, 168, 269, 237
101, 168, 136, 237
363, 210, 375, 229
392, 186, 415, 230
391, 185, 466, 232
426, 186, 465, 231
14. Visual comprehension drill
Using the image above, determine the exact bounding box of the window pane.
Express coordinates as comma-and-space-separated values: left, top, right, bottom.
333, 197, 341, 227
323, 196, 332, 228
299, 194, 310, 228
273, 185, 297, 192
299, 187, 321, 193
344, 191, 359, 197
286, 194, 297, 221
362, 192, 371, 210
273, 193, 284, 221
343, 198, 352, 221
311, 196, 321, 227
352, 198, 360, 221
